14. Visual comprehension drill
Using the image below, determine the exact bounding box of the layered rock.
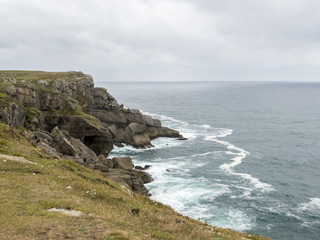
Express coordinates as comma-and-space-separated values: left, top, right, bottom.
28, 126, 152, 195
104, 157, 154, 195
0, 71, 181, 153
0, 103, 26, 128
0, 70, 183, 195
124, 123, 153, 148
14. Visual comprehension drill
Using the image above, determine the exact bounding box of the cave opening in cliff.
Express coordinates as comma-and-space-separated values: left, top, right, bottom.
83, 135, 100, 155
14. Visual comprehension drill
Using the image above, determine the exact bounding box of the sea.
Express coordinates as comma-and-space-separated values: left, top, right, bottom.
97, 81, 320, 240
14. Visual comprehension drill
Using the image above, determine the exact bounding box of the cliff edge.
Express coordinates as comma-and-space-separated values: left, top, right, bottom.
0, 70, 181, 195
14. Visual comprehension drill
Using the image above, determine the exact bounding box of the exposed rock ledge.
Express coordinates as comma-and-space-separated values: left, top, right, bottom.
0, 71, 182, 195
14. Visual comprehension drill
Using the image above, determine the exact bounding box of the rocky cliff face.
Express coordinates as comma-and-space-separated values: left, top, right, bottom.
0, 70, 182, 195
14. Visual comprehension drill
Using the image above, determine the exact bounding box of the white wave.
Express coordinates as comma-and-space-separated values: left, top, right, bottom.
109, 137, 185, 158
211, 209, 254, 231
201, 124, 212, 129
111, 111, 271, 231
167, 151, 219, 161
285, 212, 302, 220
142, 111, 219, 141
142, 111, 188, 125
205, 132, 274, 193
301, 220, 320, 227
298, 198, 320, 214
148, 178, 231, 220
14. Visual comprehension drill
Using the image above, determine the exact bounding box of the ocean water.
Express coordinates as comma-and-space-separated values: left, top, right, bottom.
97, 81, 320, 240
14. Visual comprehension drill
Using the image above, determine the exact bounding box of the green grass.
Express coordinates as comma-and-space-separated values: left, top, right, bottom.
0, 70, 88, 82
0, 91, 10, 108
0, 122, 271, 240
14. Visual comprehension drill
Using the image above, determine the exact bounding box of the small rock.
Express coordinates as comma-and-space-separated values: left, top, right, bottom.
66, 186, 72, 189
175, 219, 186, 223
47, 208, 83, 217
113, 157, 134, 170
134, 165, 151, 170
177, 137, 188, 141
114, 142, 124, 147
144, 165, 151, 169
131, 208, 140, 215
94, 163, 109, 172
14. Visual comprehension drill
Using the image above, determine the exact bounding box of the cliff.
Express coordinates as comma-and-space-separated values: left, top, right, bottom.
0, 71, 180, 151
0, 70, 181, 195
0, 71, 270, 239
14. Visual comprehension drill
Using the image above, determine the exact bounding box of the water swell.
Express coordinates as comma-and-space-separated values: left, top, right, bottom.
111, 112, 274, 231
205, 131, 274, 193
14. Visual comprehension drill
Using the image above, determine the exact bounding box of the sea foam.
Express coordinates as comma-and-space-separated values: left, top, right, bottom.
111, 111, 270, 230
205, 130, 274, 193
298, 198, 320, 214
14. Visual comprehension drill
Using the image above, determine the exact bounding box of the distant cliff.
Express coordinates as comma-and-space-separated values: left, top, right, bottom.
0, 70, 181, 195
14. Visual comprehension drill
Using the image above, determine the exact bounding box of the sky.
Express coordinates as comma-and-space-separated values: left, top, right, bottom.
1, 0, 320, 82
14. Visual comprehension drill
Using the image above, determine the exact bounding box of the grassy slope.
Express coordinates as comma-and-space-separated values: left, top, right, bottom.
0, 71, 271, 239
0, 70, 85, 81
0, 123, 270, 240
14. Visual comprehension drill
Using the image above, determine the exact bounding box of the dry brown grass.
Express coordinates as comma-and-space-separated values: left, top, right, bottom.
0, 122, 271, 240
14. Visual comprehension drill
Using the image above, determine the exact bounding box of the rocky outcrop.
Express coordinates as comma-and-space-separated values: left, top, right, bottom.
0, 71, 182, 153
0, 70, 183, 195
0, 103, 26, 128
104, 157, 154, 196
28, 127, 151, 195
124, 123, 153, 148
112, 157, 134, 170
43, 115, 113, 156
30, 127, 102, 167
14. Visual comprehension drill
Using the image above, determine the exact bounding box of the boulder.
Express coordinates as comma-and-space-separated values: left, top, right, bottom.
69, 137, 99, 165
126, 122, 147, 135
94, 163, 109, 172
32, 130, 53, 143
108, 125, 125, 143
37, 141, 61, 159
136, 171, 154, 184
177, 137, 188, 141
103, 168, 151, 195
51, 127, 77, 156
113, 157, 134, 170
124, 123, 153, 148
134, 165, 151, 170
107, 158, 115, 168
142, 115, 161, 127
146, 126, 181, 140
50, 126, 99, 165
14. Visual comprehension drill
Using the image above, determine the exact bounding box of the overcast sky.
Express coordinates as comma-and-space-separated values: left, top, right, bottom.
1, 0, 320, 82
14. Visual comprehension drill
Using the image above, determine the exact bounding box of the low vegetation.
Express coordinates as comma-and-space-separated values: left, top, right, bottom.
0, 70, 86, 82
0, 121, 271, 240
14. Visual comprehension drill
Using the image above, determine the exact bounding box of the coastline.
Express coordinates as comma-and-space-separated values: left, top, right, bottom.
0, 70, 271, 239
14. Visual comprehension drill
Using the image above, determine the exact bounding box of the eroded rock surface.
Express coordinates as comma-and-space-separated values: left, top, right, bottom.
0, 71, 182, 195
0, 71, 181, 153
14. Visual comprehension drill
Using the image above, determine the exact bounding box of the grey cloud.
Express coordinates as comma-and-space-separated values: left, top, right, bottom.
0, 0, 320, 81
